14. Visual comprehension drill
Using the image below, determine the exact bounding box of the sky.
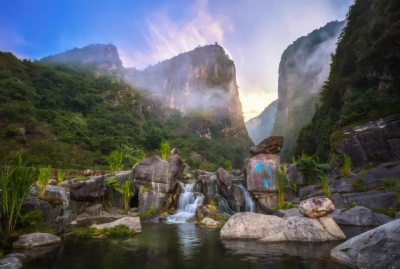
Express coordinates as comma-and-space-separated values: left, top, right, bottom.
0, 0, 353, 121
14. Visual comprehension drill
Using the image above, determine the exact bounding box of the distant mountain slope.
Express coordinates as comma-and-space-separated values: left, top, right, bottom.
245, 100, 277, 144
271, 20, 346, 161
296, 0, 400, 160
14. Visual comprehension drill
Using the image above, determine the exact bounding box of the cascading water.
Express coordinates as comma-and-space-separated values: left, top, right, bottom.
166, 183, 204, 223
207, 178, 233, 217
237, 184, 255, 212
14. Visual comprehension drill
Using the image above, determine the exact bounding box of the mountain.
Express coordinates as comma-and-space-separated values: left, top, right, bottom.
296, 0, 400, 160
0, 44, 252, 169
245, 100, 278, 144
40, 44, 253, 148
271, 20, 346, 161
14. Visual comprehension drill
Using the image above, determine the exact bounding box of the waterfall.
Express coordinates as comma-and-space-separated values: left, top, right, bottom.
166, 183, 204, 223
237, 184, 255, 212
206, 178, 232, 217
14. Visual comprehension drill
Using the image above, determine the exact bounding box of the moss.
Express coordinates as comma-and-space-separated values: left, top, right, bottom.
371, 207, 398, 218
138, 205, 157, 220
38, 196, 63, 207
140, 183, 152, 194
71, 224, 135, 239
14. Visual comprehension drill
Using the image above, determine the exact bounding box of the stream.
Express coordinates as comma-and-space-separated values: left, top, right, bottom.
22, 223, 371, 269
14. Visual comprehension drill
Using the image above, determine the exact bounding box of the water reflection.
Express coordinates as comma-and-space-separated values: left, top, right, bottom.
22, 223, 356, 269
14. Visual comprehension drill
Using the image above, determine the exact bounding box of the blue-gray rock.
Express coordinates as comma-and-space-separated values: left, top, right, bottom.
396, 211, 400, 219
0, 257, 22, 269
331, 219, 400, 269
13, 233, 61, 249
331, 206, 381, 226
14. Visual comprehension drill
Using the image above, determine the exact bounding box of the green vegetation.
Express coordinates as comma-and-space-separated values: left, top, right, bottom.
296, 0, 400, 160
371, 207, 397, 218
19, 210, 43, 230
199, 162, 216, 172
138, 205, 157, 219
223, 160, 232, 171
107, 179, 135, 211
160, 141, 171, 161
383, 178, 400, 205
351, 179, 364, 192
344, 201, 358, 211
320, 175, 332, 199
340, 154, 352, 177
294, 153, 330, 185
38, 196, 63, 207
37, 165, 52, 196
71, 224, 136, 239
57, 169, 66, 186
108, 150, 123, 174
275, 165, 297, 210
0, 52, 247, 169
0, 153, 38, 232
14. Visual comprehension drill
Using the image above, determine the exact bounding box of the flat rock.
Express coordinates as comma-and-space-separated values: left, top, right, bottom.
0, 257, 22, 269
199, 217, 225, 228
298, 198, 335, 218
13, 233, 61, 249
331, 219, 400, 269
220, 212, 345, 242
279, 208, 302, 217
331, 206, 381, 226
91, 216, 141, 232
332, 190, 397, 209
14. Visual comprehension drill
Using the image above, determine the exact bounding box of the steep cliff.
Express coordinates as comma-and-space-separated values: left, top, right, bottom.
271, 21, 346, 161
296, 0, 400, 161
245, 100, 278, 144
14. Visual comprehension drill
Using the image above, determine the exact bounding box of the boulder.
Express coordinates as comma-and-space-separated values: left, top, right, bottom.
334, 114, 400, 167
298, 198, 335, 218
396, 211, 400, 219
332, 190, 397, 209
134, 156, 170, 192
0, 256, 22, 269
331, 219, 400, 269
63, 175, 107, 201
287, 164, 306, 186
168, 154, 185, 188
85, 204, 102, 216
13, 233, 61, 249
199, 217, 225, 228
216, 168, 234, 189
374, 213, 393, 225
44, 185, 69, 206
246, 154, 279, 192
279, 208, 302, 217
249, 136, 284, 156
91, 216, 141, 232
331, 206, 381, 226
195, 205, 227, 221
220, 212, 345, 242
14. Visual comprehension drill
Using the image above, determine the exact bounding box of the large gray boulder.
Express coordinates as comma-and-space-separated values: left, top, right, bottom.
298, 198, 335, 218
91, 216, 141, 232
331, 219, 400, 269
332, 190, 397, 209
13, 233, 61, 249
331, 206, 381, 226
246, 154, 279, 192
220, 212, 345, 242
63, 175, 107, 201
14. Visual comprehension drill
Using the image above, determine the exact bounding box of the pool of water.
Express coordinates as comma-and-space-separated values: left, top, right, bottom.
22, 224, 370, 269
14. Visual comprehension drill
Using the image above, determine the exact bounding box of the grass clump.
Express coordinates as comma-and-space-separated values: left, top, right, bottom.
275, 164, 297, 209
138, 205, 157, 219
160, 141, 171, 161
108, 150, 123, 175
340, 154, 353, 177
37, 166, 52, 196
371, 207, 397, 218
71, 227, 98, 239
57, 169, 66, 186
295, 153, 330, 185
320, 175, 332, 199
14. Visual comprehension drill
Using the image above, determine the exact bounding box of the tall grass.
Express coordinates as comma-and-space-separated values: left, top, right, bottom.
160, 141, 170, 161
57, 169, 66, 186
0, 153, 38, 232
320, 175, 332, 199
108, 150, 123, 174
339, 154, 352, 177
107, 179, 135, 211
295, 152, 331, 185
275, 164, 297, 210
37, 166, 52, 196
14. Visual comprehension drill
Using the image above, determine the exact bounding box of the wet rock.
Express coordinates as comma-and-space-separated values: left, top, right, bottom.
249, 136, 284, 156
216, 168, 234, 189
85, 204, 102, 216
13, 233, 61, 249
195, 205, 227, 221
63, 176, 107, 201
199, 217, 225, 228
298, 198, 335, 218
331, 206, 381, 226
331, 219, 400, 269
0, 256, 22, 269
220, 212, 345, 242
91, 216, 141, 232
334, 114, 400, 167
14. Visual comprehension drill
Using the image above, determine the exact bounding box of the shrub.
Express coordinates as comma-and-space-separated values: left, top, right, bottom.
160, 141, 170, 161
107, 179, 135, 211
37, 166, 52, 196
0, 152, 38, 232
104, 224, 134, 237
199, 162, 215, 172
223, 160, 232, 171
340, 154, 352, 177
320, 175, 332, 199
276, 164, 297, 209
295, 152, 330, 185
108, 150, 123, 174
71, 227, 97, 239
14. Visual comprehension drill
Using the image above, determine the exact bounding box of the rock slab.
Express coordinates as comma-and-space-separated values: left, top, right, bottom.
220, 212, 345, 242
331, 206, 381, 226
331, 219, 400, 269
13, 233, 61, 249
298, 198, 335, 218
91, 216, 142, 232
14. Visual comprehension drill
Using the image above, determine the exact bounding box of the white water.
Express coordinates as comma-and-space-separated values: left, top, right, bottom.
238, 184, 255, 212
166, 183, 204, 223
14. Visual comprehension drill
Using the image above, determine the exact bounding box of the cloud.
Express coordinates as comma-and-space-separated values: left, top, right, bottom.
0, 27, 30, 59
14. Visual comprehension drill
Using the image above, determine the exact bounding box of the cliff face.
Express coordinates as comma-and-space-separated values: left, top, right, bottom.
271, 21, 346, 161
296, 0, 400, 160
39, 44, 253, 148
245, 100, 278, 145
